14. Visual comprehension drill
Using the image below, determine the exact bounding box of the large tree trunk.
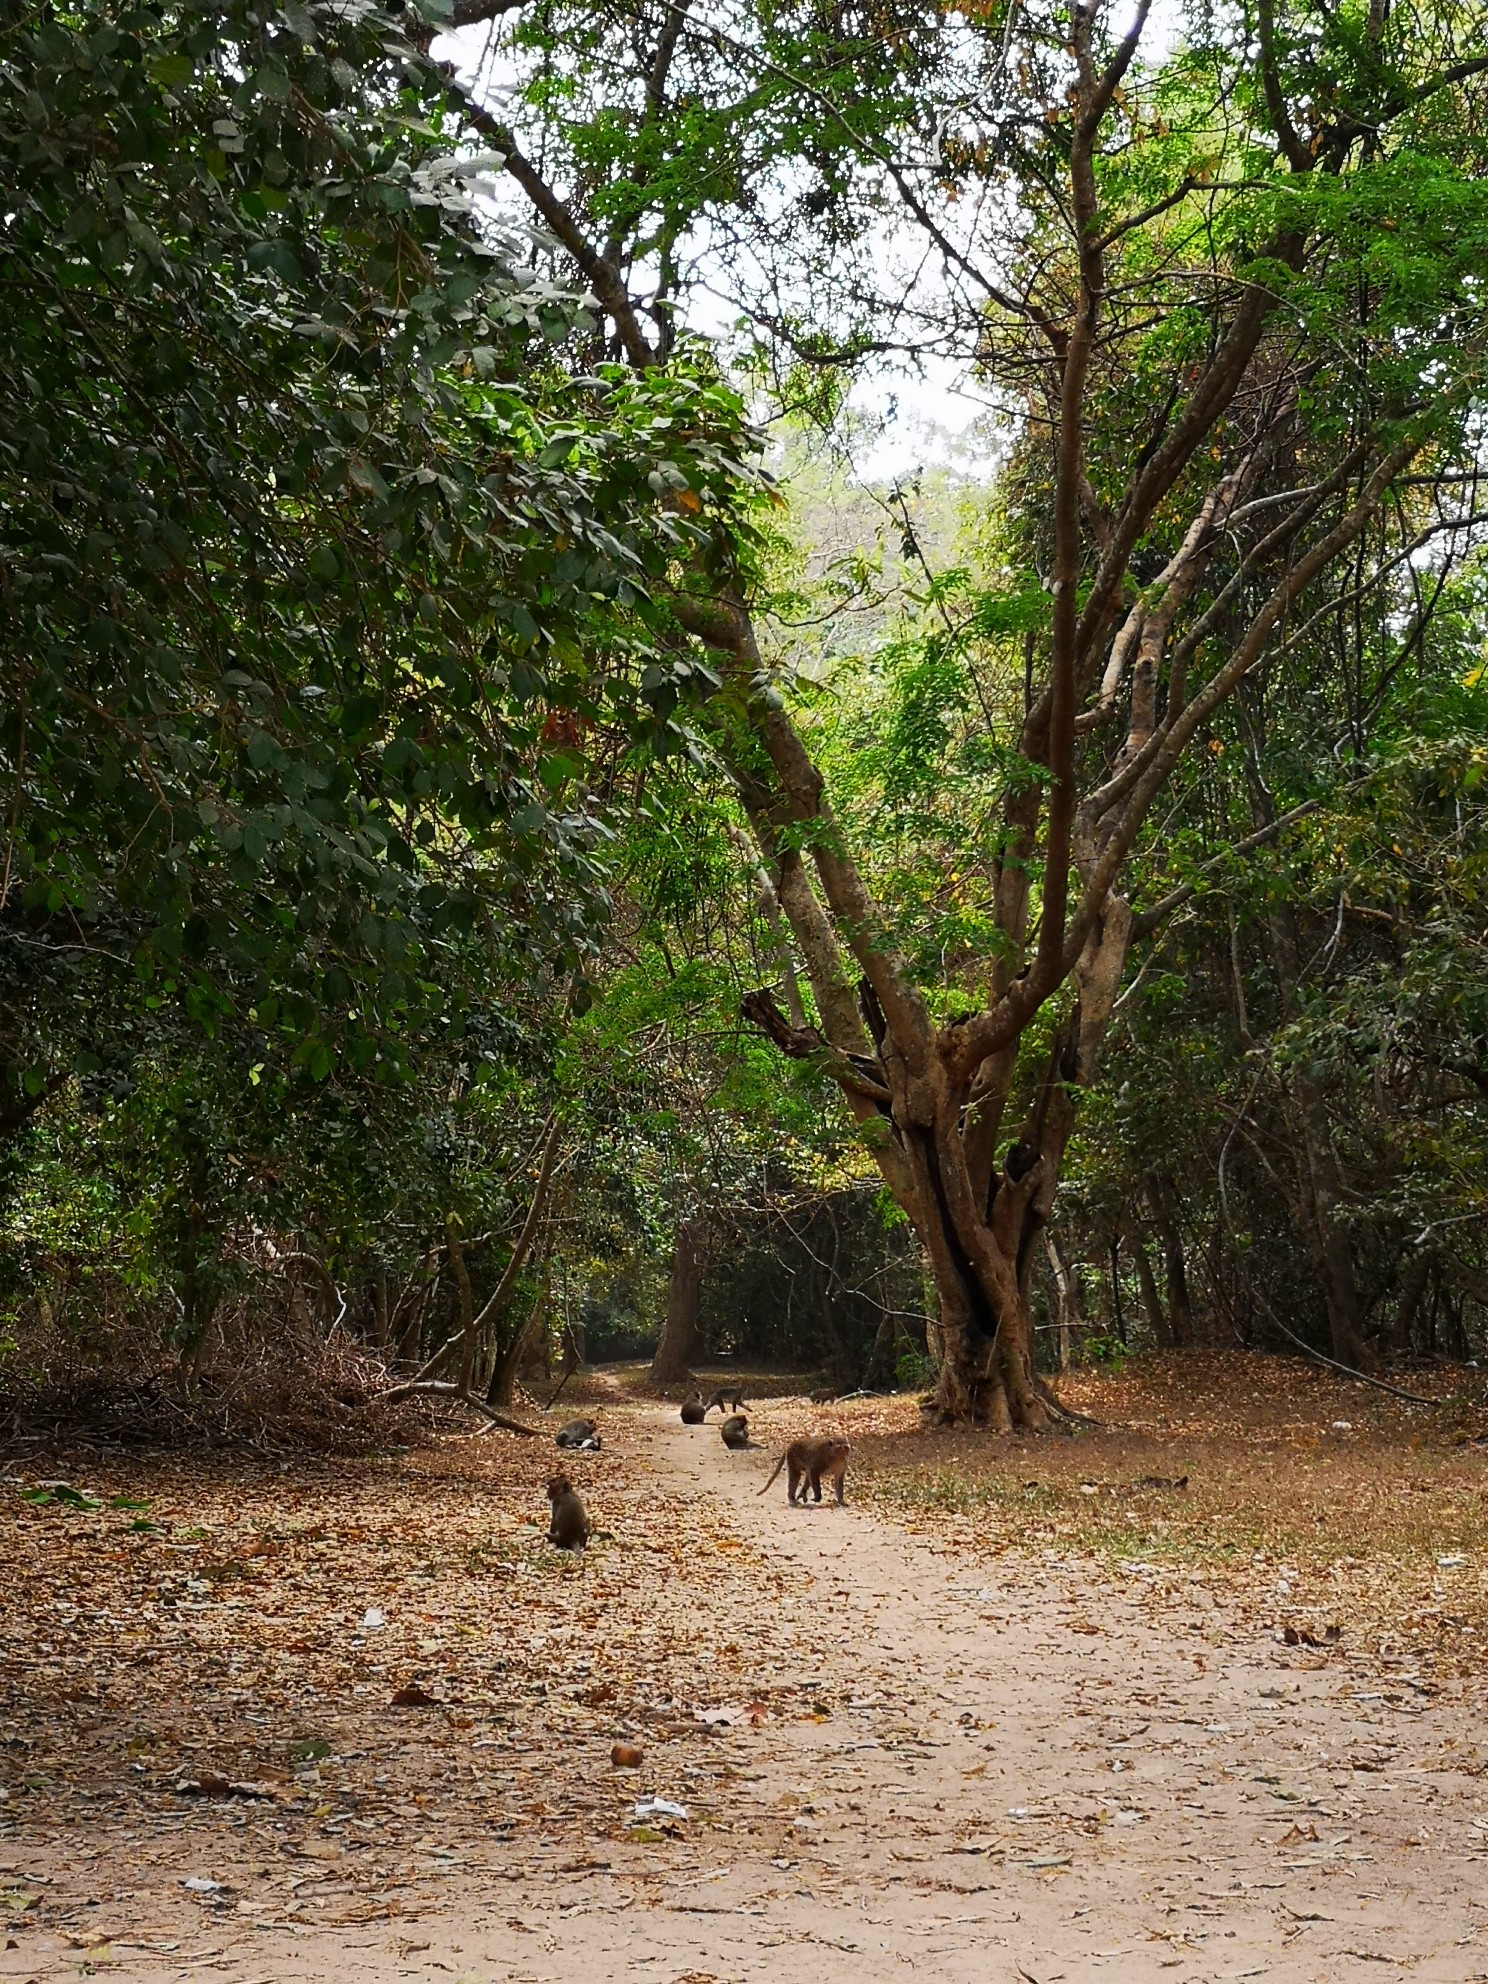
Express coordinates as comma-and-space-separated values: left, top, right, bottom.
908, 902, 1136, 1428
650, 1221, 704, 1385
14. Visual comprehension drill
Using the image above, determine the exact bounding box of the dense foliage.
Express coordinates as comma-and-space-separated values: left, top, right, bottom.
3, 0, 1487, 1428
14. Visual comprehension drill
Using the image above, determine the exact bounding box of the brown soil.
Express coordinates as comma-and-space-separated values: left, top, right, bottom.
2, 1356, 1486, 1981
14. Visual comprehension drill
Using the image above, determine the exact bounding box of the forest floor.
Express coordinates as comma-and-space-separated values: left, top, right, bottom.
3, 1353, 1488, 1983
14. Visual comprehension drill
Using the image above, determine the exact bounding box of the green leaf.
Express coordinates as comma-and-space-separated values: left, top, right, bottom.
150, 53, 194, 87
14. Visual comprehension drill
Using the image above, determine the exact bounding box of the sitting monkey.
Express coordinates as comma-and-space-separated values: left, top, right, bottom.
545, 1472, 590, 1550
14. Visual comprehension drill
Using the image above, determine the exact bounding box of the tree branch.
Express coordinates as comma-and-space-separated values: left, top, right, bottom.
1129, 796, 1326, 938
675, 593, 935, 1071
473, 1115, 563, 1334
446, 0, 525, 25
443, 80, 658, 368
377, 1379, 541, 1433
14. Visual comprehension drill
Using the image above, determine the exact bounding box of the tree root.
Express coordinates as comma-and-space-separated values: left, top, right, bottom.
928, 1356, 1097, 1433
1035, 1374, 1100, 1428
378, 1380, 540, 1435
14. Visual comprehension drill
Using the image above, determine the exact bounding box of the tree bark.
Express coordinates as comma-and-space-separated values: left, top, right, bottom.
651, 1221, 704, 1384
1043, 1232, 1084, 1373
1390, 1248, 1434, 1356
1127, 1224, 1173, 1348
447, 1215, 478, 1395
486, 1267, 549, 1410
1146, 1174, 1196, 1346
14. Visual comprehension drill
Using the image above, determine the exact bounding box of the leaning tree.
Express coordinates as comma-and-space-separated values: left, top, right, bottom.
445, 0, 1488, 1424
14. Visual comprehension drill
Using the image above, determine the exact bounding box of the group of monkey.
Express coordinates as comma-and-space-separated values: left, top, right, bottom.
542, 1385, 852, 1551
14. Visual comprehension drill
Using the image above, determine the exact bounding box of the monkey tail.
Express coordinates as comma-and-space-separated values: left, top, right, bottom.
757, 1454, 787, 1496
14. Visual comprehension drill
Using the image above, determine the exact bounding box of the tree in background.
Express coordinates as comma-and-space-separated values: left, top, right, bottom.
458, 0, 1488, 1423
1046, 602, 1488, 1370
0, 0, 750, 1399
1, 0, 748, 1111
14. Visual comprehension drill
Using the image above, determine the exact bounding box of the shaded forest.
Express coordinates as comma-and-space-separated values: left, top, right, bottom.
3, 0, 1487, 1440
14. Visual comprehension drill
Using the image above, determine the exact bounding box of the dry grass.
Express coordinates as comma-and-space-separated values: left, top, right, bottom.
0, 1404, 811, 1941
802, 1351, 1488, 1682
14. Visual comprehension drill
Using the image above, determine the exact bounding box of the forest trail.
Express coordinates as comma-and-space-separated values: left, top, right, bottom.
3, 1399, 1485, 1983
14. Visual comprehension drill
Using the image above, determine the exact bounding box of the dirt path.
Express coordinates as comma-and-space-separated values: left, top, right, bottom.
4, 1401, 1486, 1982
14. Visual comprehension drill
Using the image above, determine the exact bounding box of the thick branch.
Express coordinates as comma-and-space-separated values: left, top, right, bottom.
447, 0, 524, 24
1256, 0, 1313, 172
732, 775, 868, 1054
1079, 439, 1372, 828
1055, 436, 1422, 976
1038, 2, 1128, 1000
677, 593, 934, 1072
953, 434, 1420, 1073
740, 986, 891, 1103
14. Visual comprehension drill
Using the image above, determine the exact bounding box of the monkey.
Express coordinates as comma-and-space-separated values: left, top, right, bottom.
719, 1412, 750, 1450
545, 1472, 590, 1550
757, 1436, 850, 1505
705, 1384, 747, 1415
554, 1417, 600, 1450
809, 1387, 838, 1405
680, 1395, 706, 1425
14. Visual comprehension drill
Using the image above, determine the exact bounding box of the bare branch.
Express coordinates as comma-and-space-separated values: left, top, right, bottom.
377, 1380, 541, 1434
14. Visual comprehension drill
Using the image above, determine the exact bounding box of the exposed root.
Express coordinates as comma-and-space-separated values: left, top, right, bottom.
927, 1337, 1089, 1434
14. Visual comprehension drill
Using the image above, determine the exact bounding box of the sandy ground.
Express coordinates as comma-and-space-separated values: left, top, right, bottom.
3, 1400, 1486, 1982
